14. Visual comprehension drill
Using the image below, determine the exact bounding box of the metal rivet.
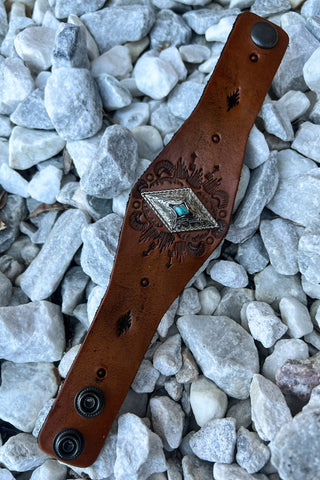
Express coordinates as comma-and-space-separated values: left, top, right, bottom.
96, 368, 107, 379
251, 21, 278, 49
53, 428, 84, 461
141, 277, 150, 287
212, 134, 220, 143
250, 53, 258, 63
75, 386, 105, 418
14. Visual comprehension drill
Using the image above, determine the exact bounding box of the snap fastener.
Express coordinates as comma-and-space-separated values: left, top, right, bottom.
251, 21, 278, 49
53, 428, 84, 461
75, 386, 105, 418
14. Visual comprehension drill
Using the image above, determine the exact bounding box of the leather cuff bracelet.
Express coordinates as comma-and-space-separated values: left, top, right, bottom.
38, 12, 288, 467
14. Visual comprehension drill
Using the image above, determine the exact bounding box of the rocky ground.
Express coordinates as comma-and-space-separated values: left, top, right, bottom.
1, 0, 320, 479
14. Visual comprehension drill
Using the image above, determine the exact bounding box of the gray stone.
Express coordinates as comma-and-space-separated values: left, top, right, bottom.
0, 163, 29, 198
236, 234, 269, 275
179, 44, 210, 63
58, 344, 81, 378
134, 52, 178, 100
28, 211, 58, 245
96, 74, 132, 111
167, 82, 204, 120
0, 57, 34, 115
182, 455, 212, 480
226, 399, 252, 429
159, 46, 187, 82
1, 15, 34, 59
0, 115, 12, 137
250, 374, 292, 442
0, 362, 58, 432
190, 376, 228, 427
292, 121, 320, 163
209, 260, 248, 288
236, 426, 270, 474
0, 255, 23, 282
0, 272, 12, 307
233, 164, 250, 213
131, 359, 160, 393
226, 216, 260, 244
250, 0, 291, 17
214, 288, 255, 323
14, 26, 56, 72
0, 433, 49, 472
270, 408, 320, 480
0, 195, 27, 254
213, 463, 258, 480
268, 170, 320, 226
61, 266, 89, 315
113, 102, 150, 128
114, 413, 166, 480
153, 333, 182, 376
118, 389, 148, 419
91, 45, 132, 78
87, 285, 105, 323
151, 102, 183, 136
52, 23, 89, 69
254, 265, 306, 309
28, 165, 62, 204
0, 469, 14, 480
310, 95, 320, 123
244, 124, 270, 169
177, 315, 259, 399
54, 0, 105, 19
262, 338, 309, 382
198, 286, 221, 315
277, 148, 317, 179
20, 209, 89, 300
81, 125, 139, 198
302, 274, 320, 300
246, 301, 287, 348
32, 399, 55, 438
259, 102, 294, 141
150, 9, 191, 50
44, 68, 102, 140
0, 300, 65, 363
67, 13, 100, 61
182, 8, 240, 35
9, 126, 65, 170
279, 296, 313, 338
205, 15, 237, 43
81, 6, 155, 52
80, 213, 123, 287
260, 218, 300, 275
131, 125, 163, 160
150, 396, 185, 450
234, 152, 279, 228
298, 226, 320, 283
177, 287, 201, 315
301, 0, 320, 17
272, 24, 319, 97
175, 347, 199, 384
30, 459, 67, 480
306, 15, 320, 41
66, 129, 104, 178
164, 377, 183, 401
277, 90, 311, 122
10, 88, 53, 130
0, 1, 8, 41
190, 417, 236, 463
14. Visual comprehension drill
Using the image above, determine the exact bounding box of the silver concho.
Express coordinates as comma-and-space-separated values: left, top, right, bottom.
141, 188, 218, 233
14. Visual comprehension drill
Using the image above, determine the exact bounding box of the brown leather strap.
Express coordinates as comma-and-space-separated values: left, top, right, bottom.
38, 12, 288, 467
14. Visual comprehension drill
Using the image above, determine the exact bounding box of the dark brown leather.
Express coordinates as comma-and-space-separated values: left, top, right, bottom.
38, 12, 288, 467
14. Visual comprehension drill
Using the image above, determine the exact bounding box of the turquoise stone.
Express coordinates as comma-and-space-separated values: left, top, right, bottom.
174, 204, 189, 217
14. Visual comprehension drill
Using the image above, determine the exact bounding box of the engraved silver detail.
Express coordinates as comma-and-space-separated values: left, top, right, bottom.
142, 188, 218, 233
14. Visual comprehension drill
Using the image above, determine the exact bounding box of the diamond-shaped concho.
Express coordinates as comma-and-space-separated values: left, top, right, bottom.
141, 188, 218, 233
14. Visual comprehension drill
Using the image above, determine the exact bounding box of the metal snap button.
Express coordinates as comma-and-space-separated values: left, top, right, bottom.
251, 21, 278, 49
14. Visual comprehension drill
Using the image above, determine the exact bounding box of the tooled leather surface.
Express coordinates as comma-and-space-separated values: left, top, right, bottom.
38, 12, 289, 467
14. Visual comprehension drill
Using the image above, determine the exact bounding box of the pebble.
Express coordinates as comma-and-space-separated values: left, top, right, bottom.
167, 81, 204, 120
81, 6, 155, 52
179, 44, 210, 63
270, 408, 320, 480
83, 127, 138, 199
114, 413, 166, 480
164, 377, 183, 401
275, 358, 320, 400
254, 265, 307, 309
292, 121, 320, 163
0, 361, 58, 432
226, 399, 252, 429
0, 469, 14, 480
132, 359, 160, 393
302, 274, 320, 300
0, 57, 34, 115
190, 376, 228, 427
182, 455, 212, 480
66, 129, 103, 178
175, 347, 199, 384
20, 209, 89, 300
61, 266, 89, 315
28, 165, 62, 204
87, 285, 105, 323
0, 163, 29, 198
67, 14, 100, 61
113, 102, 150, 128
150, 396, 185, 450
10, 88, 53, 130
233, 164, 250, 213
91, 45, 132, 78
244, 124, 270, 169
134, 53, 178, 100
246, 301, 288, 348
262, 338, 309, 381
277, 90, 311, 122
151, 102, 183, 136
0, 115, 11, 137
189, 417, 236, 463
0, 195, 27, 254
54, 0, 105, 19
260, 218, 300, 275
272, 24, 319, 97
0, 255, 23, 282
209, 260, 248, 288
234, 152, 279, 228
0, 433, 49, 472
213, 463, 259, 480
14, 26, 56, 72
30, 459, 67, 480
236, 234, 269, 275
198, 286, 221, 315
9, 126, 65, 170
236, 426, 270, 474
0, 300, 65, 363
118, 389, 148, 419
131, 125, 162, 160
306, 15, 320, 41
205, 16, 237, 42
301, 0, 320, 17
150, 9, 191, 50
251, 0, 291, 16
250, 374, 292, 442
268, 170, 320, 226
279, 296, 313, 338
277, 148, 317, 180
58, 344, 81, 378
159, 46, 187, 81
215, 288, 255, 323
259, 102, 294, 142
177, 315, 259, 399
52, 23, 89, 69
96, 74, 132, 111
182, 8, 240, 35
44, 68, 102, 140
298, 226, 320, 283
74, 301, 90, 324
0, 271, 12, 306
80, 213, 123, 287
177, 287, 201, 315
153, 333, 182, 376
